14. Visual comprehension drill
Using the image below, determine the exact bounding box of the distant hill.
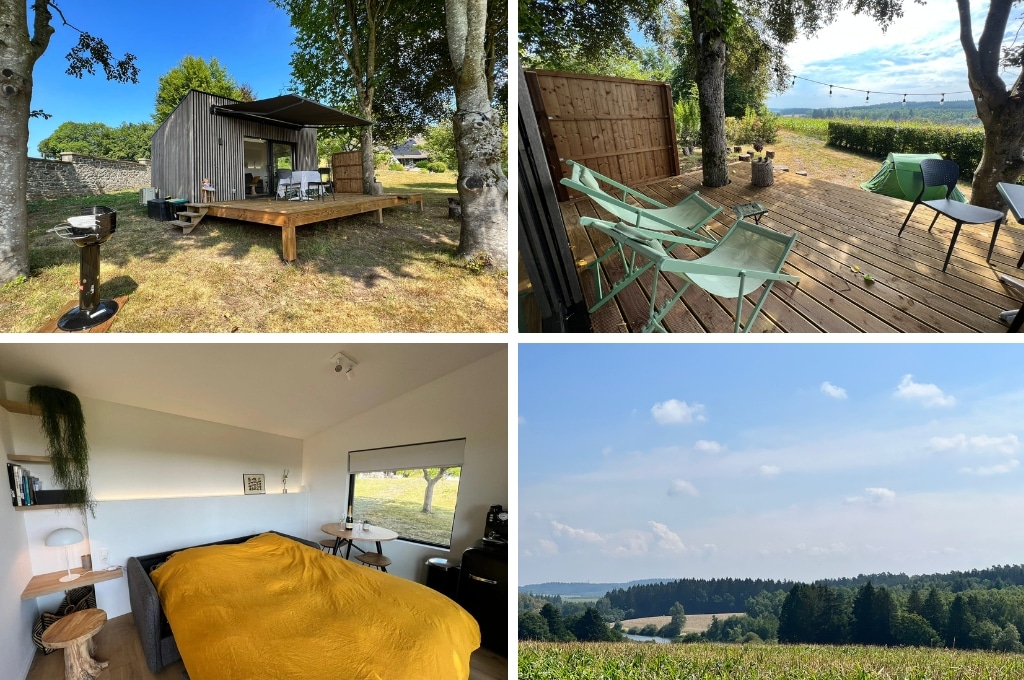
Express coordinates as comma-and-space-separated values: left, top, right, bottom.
519, 579, 675, 599
771, 100, 980, 126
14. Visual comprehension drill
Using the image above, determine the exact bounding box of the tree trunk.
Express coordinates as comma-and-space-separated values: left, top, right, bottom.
0, 1, 52, 283
446, 0, 508, 270
687, 0, 729, 188
957, 0, 1024, 209
421, 467, 448, 513
359, 121, 376, 195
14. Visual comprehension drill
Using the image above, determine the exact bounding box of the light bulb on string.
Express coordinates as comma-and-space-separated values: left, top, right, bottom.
865, 91, 870, 104
940, 93, 945, 105
829, 85, 833, 97
902, 94, 907, 106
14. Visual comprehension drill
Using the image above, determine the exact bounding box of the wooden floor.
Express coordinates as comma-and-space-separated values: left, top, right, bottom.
561, 169, 1024, 332
199, 193, 423, 261
26, 612, 507, 680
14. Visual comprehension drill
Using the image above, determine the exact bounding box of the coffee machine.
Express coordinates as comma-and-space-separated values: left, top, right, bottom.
483, 504, 508, 544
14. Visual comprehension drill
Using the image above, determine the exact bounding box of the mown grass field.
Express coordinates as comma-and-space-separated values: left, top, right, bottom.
352, 475, 458, 546
518, 641, 1024, 679
2, 170, 506, 332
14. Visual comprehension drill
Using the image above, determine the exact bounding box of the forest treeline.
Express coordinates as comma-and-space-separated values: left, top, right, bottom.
604, 564, 1024, 619
775, 100, 980, 126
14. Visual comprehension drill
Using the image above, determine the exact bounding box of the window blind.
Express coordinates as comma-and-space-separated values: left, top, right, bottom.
348, 438, 466, 473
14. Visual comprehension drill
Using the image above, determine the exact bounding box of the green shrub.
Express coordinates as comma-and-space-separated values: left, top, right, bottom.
674, 87, 701, 147
426, 161, 448, 173
725, 107, 779, 145
826, 120, 985, 178
388, 163, 405, 171
415, 160, 430, 169
373, 149, 396, 169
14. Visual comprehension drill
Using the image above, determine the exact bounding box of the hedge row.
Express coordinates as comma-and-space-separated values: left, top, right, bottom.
827, 120, 985, 178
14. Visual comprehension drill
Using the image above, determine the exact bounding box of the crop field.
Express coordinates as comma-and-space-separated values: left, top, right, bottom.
518, 641, 1024, 679
620, 612, 743, 634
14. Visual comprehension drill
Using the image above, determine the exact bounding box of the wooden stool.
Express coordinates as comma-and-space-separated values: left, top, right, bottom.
41, 609, 108, 680
319, 538, 338, 554
356, 552, 392, 572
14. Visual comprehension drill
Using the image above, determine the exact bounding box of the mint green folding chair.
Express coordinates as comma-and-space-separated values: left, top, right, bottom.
560, 160, 720, 247
581, 217, 801, 332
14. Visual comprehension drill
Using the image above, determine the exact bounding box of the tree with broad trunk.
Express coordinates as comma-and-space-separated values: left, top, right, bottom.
420, 466, 450, 513
956, 0, 1024, 210
446, 0, 508, 269
0, 0, 138, 284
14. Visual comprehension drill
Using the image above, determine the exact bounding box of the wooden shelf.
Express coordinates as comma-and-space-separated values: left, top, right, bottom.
22, 566, 123, 600
7, 454, 51, 464
0, 399, 41, 416
13, 504, 71, 512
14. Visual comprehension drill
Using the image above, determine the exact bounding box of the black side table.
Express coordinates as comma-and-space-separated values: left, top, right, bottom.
734, 201, 768, 224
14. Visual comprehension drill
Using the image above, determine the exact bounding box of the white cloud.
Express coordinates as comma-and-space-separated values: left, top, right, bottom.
820, 381, 848, 399
667, 479, 700, 497
694, 439, 724, 453
602, 446, 613, 457
847, 487, 896, 506
518, 415, 526, 425
960, 460, 1020, 476
759, 465, 781, 478
537, 539, 559, 555
651, 399, 707, 425
894, 374, 956, 407
649, 521, 686, 553
610, 530, 650, 556
550, 520, 605, 544
929, 433, 1019, 455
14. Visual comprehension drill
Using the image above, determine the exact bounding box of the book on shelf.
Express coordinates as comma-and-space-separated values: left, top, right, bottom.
6, 463, 16, 507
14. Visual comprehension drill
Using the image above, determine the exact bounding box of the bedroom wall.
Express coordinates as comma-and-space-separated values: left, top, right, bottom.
0, 386, 42, 680
3, 382, 304, 614
302, 349, 508, 583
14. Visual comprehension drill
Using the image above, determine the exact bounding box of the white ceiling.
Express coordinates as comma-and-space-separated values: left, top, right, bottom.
0, 343, 504, 439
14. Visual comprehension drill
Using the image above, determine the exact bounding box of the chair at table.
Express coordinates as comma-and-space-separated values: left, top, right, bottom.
356, 552, 392, 572
898, 159, 1005, 272
581, 216, 800, 332
308, 167, 335, 202
275, 170, 300, 201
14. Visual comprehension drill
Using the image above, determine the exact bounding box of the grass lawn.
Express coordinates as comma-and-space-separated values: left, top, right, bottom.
352, 475, 459, 547
1, 170, 507, 332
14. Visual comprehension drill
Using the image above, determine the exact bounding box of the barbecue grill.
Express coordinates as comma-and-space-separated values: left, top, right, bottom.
49, 206, 119, 331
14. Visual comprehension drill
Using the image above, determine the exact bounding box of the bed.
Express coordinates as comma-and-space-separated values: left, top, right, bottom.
146, 532, 480, 679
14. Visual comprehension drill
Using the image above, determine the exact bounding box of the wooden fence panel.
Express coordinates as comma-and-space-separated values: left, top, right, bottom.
331, 151, 363, 193
525, 69, 679, 201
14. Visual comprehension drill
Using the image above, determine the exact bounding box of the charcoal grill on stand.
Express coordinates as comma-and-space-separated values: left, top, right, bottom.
50, 206, 119, 331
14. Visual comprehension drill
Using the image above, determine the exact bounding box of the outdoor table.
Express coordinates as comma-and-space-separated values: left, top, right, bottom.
995, 182, 1024, 332
278, 170, 324, 200
733, 201, 768, 224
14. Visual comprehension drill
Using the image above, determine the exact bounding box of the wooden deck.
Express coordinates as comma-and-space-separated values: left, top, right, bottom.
199, 193, 423, 261
560, 168, 1024, 332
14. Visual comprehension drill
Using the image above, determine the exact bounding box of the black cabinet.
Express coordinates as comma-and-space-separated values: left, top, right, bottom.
457, 540, 507, 655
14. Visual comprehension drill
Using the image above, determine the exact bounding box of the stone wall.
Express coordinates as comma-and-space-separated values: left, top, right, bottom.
27, 153, 152, 201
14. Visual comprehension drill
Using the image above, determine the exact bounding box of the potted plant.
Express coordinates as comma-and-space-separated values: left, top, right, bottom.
28, 386, 94, 517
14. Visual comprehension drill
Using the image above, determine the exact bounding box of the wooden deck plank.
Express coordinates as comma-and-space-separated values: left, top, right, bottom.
562, 170, 1023, 332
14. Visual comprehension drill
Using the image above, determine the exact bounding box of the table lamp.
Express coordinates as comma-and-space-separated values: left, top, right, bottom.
45, 527, 85, 583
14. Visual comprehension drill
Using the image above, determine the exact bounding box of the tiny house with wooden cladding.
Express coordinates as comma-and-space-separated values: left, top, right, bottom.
151, 90, 370, 203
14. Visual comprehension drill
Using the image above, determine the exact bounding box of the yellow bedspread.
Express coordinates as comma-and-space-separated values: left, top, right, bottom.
151, 532, 481, 680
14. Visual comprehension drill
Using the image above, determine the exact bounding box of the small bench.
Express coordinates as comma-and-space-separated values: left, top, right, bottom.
41, 608, 108, 680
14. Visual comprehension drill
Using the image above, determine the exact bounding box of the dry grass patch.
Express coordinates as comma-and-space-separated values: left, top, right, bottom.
621, 612, 743, 634
1, 170, 506, 332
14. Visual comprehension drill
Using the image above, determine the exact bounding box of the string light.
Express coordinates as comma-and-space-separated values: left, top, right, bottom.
866, 91, 870, 103
902, 94, 907, 106
788, 75, 971, 103
940, 93, 945, 105
829, 85, 833, 97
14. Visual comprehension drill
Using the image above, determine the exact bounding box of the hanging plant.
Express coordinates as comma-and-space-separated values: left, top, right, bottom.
28, 386, 95, 518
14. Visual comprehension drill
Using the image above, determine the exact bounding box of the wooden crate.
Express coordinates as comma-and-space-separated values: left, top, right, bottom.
332, 150, 363, 194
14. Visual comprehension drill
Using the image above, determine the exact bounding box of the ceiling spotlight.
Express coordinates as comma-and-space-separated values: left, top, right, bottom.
331, 352, 358, 380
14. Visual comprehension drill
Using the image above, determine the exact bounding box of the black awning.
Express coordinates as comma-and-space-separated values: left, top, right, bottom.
213, 95, 371, 127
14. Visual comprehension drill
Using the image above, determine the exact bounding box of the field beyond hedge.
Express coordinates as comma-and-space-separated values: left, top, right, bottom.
518, 641, 1024, 679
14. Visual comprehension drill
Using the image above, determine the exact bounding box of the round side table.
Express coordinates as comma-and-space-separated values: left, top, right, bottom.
41, 608, 109, 680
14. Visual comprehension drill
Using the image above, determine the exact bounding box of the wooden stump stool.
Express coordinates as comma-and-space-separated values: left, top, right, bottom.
41, 609, 108, 680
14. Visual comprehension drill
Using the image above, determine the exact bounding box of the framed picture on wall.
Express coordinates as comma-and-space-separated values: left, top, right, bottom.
243, 474, 266, 495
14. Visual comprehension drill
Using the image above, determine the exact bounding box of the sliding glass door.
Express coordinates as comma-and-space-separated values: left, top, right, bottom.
242, 138, 295, 198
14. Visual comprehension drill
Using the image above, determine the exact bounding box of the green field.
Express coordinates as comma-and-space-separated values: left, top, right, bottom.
518, 641, 1024, 679
352, 475, 458, 546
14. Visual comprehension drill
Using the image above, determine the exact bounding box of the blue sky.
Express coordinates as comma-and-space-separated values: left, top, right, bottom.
519, 343, 1024, 586
27, 0, 300, 155
766, 3, 1020, 110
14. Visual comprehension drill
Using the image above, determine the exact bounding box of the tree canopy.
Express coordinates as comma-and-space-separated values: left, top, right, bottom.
38, 120, 155, 160
153, 56, 253, 125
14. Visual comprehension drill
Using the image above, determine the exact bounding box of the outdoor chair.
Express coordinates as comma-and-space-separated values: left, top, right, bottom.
309, 167, 335, 202
275, 170, 300, 201
560, 160, 721, 249
580, 216, 800, 332
898, 159, 1005, 272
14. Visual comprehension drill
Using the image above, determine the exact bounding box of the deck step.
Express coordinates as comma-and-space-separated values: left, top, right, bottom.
177, 211, 202, 218
169, 220, 193, 228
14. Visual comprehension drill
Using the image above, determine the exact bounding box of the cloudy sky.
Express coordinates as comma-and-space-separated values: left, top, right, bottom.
765, 2, 1020, 109
519, 343, 1024, 587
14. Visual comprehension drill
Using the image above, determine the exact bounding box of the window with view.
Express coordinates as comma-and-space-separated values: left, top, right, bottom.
348, 439, 466, 550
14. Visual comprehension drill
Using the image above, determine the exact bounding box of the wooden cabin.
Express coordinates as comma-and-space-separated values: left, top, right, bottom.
151, 90, 370, 203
